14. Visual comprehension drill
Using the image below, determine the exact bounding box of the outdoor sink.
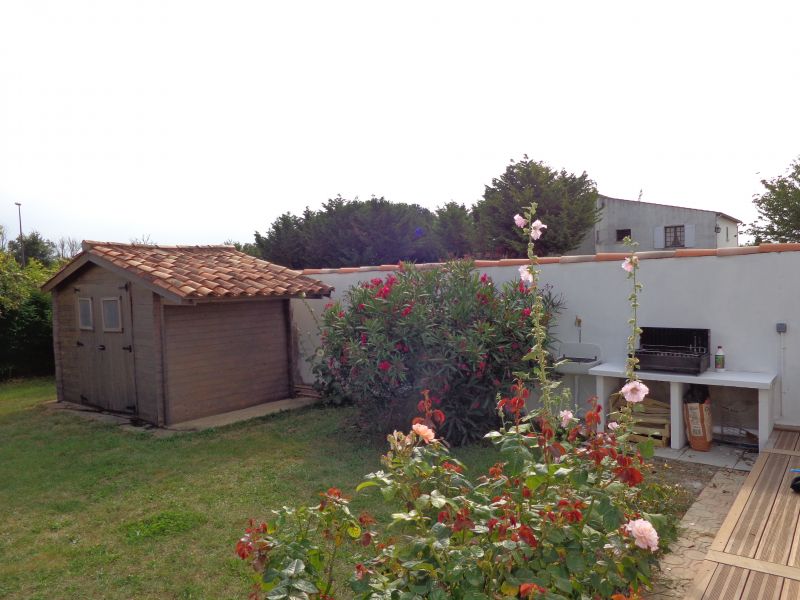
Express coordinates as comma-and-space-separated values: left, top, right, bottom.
554, 343, 602, 375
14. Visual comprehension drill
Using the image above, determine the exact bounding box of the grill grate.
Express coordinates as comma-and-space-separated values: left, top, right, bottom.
635, 327, 710, 374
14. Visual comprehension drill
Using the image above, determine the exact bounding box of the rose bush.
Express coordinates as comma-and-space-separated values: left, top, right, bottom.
312, 259, 564, 445
238, 208, 674, 599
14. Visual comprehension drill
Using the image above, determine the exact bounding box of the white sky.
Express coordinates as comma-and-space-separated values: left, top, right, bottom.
1, 1, 798, 247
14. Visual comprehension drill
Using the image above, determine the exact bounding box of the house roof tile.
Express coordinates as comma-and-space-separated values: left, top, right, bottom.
43, 241, 332, 300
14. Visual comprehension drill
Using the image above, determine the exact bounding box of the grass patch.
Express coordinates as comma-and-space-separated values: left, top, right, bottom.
124, 510, 207, 542
0, 377, 500, 600
0, 377, 691, 599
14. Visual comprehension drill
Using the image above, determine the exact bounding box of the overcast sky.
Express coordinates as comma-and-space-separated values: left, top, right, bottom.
1, 1, 798, 248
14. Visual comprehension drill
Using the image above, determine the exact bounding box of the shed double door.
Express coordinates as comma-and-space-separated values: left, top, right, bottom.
75, 283, 137, 413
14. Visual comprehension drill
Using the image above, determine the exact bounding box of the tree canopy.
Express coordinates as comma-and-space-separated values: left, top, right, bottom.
473, 157, 600, 257
748, 157, 800, 243
255, 197, 443, 269
7, 231, 58, 267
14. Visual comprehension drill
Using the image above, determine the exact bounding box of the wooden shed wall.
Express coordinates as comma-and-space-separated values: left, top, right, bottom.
53, 264, 131, 405
129, 283, 160, 424
162, 300, 289, 424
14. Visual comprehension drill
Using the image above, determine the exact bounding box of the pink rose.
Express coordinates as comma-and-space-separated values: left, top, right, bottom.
607, 421, 620, 431
412, 423, 436, 444
559, 409, 573, 428
529, 219, 547, 241
624, 518, 659, 552
513, 214, 527, 228
518, 265, 533, 284
620, 380, 649, 404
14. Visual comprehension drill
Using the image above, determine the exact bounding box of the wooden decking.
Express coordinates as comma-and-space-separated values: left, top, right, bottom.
690, 429, 800, 599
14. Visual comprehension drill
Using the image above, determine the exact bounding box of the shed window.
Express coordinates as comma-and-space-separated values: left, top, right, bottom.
78, 298, 93, 330
665, 225, 685, 248
101, 297, 122, 332
616, 228, 632, 242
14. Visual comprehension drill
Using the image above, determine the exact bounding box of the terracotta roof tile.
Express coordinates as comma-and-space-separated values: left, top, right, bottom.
71, 241, 332, 300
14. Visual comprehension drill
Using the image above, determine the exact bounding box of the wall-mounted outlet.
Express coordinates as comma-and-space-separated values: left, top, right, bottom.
777, 323, 788, 333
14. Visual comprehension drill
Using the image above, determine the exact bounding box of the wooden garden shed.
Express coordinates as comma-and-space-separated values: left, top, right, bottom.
42, 241, 332, 425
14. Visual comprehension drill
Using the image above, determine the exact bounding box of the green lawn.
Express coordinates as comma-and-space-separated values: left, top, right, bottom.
0, 378, 501, 600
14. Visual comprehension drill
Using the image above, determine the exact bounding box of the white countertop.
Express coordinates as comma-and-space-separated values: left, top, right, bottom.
587, 362, 777, 389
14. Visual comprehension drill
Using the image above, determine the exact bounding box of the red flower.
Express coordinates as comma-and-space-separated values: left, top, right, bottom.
518, 524, 538, 548
355, 563, 371, 580
401, 303, 413, 317
235, 536, 254, 559
480, 273, 489, 283
442, 461, 463, 473
489, 462, 505, 479
452, 507, 474, 532
437, 510, 450, 523
378, 360, 391, 372
360, 333, 368, 346
357, 303, 366, 310
358, 512, 376, 526
521, 307, 531, 317
431, 409, 446, 425
519, 583, 547, 597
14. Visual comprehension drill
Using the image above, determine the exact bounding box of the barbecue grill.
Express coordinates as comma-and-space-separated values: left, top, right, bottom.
635, 327, 710, 375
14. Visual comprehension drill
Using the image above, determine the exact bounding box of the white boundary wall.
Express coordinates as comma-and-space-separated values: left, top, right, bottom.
292, 251, 799, 426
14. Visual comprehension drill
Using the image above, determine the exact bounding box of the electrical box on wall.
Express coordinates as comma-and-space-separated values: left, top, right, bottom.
777, 323, 788, 333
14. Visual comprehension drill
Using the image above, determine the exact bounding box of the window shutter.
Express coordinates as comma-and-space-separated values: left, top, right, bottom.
684, 224, 695, 248
653, 226, 665, 249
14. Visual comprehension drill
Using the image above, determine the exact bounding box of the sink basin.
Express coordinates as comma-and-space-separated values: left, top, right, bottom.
554, 343, 602, 375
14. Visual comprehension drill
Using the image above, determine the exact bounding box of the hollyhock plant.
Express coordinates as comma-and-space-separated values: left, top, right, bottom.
518, 264, 534, 284
513, 213, 527, 228
621, 255, 639, 273
529, 219, 547, 240
621, 380, 649, 403
559, 409, 573, 428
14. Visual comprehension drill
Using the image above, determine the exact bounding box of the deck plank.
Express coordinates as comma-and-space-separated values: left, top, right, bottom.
725, 453, 789, 557
772, 430, 800, 451
756, 455, 800, 565
740, 571, 784, 600
704, 564, 749, 600
780, 579, 800, 599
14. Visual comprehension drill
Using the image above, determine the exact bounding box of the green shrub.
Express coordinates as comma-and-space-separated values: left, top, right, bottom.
0, 254, 57, 379
312, 260, 564, 445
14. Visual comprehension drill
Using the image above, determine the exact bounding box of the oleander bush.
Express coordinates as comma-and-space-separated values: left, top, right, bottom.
238, 206, 672, 599
312, 260, 564, 445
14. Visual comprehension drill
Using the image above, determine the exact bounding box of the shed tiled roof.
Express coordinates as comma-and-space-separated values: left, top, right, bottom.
44, 241, 332, 300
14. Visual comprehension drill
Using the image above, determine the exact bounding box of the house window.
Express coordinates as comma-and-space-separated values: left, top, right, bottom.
78, 298, 93, 330
664, 225, 685, 248
101, 297, 122, 332
616, 228, 632, 242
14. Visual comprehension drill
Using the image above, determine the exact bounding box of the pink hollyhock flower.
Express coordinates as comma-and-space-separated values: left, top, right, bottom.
559, 409, 573, 428
513, 214, 527, 228
624, 518, 659, 552
529, 219, 547, 240
518, 265, 533, 284
621, 256, 639, 273
412, 423, 436, 444
607, 421, 620, 431
620, 380, 649, 404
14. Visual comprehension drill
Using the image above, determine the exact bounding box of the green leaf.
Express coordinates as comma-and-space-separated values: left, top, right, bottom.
356, 480, 380, 492
638, 437, 655, 459
347, 523, 362, 539
291, 579, 318, 594
566, 551, 585, 573
281, 559, 305, 578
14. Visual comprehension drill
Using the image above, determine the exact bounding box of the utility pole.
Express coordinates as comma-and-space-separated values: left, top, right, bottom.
14, 202, 25, 267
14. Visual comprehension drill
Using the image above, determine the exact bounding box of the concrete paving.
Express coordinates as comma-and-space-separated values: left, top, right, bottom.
654, 442, 757, 471
46, 396, 320, 434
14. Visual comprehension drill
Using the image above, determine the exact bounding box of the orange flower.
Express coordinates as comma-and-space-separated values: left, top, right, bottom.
412, 423, 435, 443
